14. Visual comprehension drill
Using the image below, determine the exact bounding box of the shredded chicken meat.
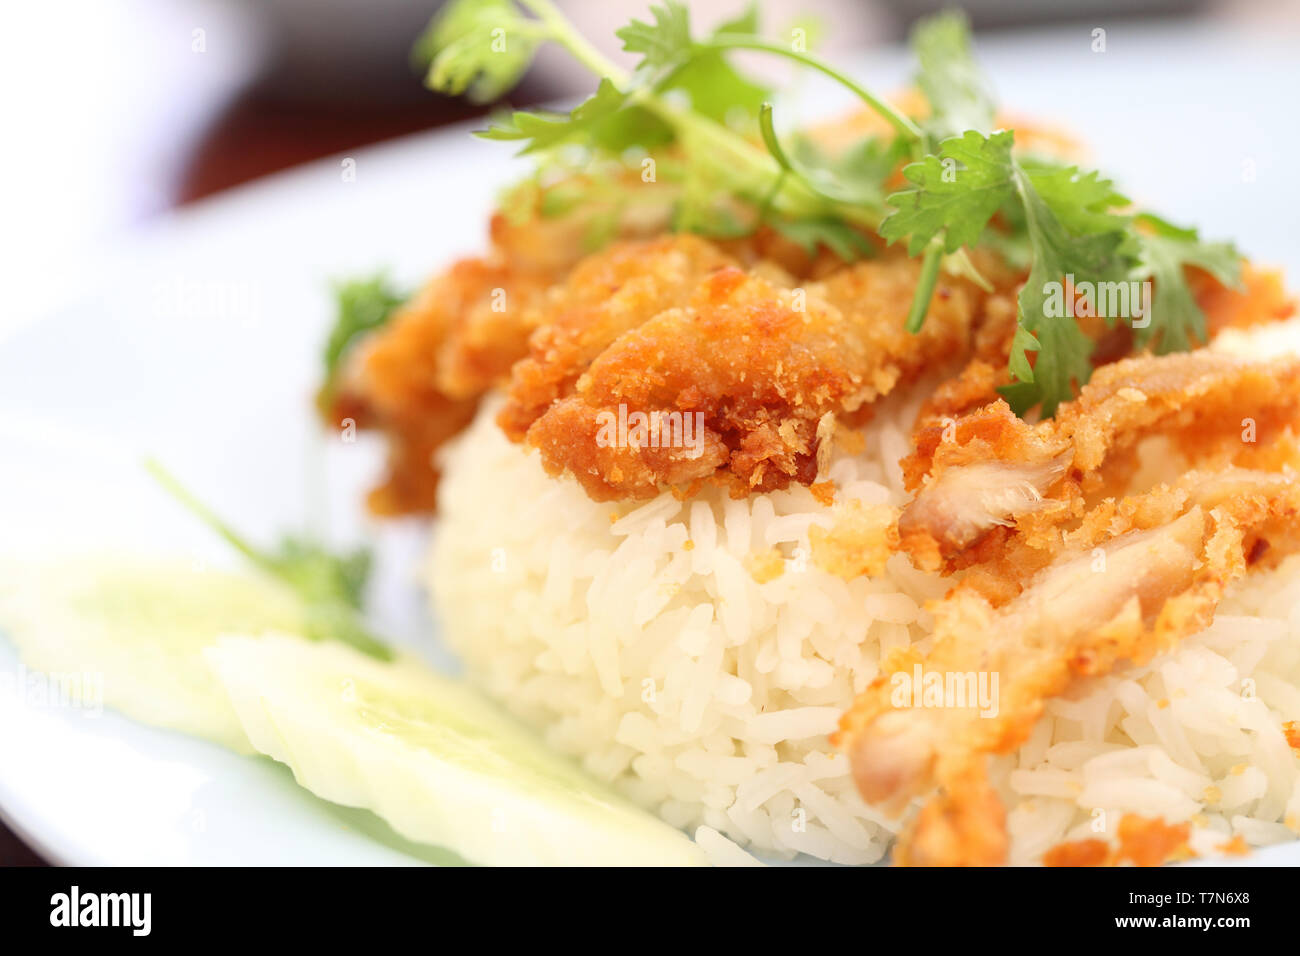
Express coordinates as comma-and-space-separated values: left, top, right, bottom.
839, 467, 1300, 865
899, 351, 1300, 572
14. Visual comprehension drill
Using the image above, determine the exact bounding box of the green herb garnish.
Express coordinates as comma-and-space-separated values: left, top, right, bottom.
145, 459, 392, 661
1130, 213, 1242, 355
319, 273, 407, 409
414, 1, 1243, 417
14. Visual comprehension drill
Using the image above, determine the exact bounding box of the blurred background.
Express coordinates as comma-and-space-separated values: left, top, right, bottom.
1, 0, 1298, 864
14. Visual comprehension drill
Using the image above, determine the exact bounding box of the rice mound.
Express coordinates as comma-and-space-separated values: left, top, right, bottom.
429, 393, 1300, 864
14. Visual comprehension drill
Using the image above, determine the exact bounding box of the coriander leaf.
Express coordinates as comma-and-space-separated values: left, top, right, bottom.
271, 536, 372, 612
581, 205, 623, 252
617, 1, 692, 69
661, 49, 769, 124
584, 103, 676, 153
770, 217, 875, 260
776, 131, 906, 209
712, 3, 761, 37
415, 0, 539, 103
880, 129, 1017, 255
145, 460, 393, 661
690, 1, 768, 120
1002, 173, 1130, 416
1130, 214, 1241, 354
996, 379, 1043, 415
881, 129, 1140, 415
626, 1, 770, 125
673, 159, 753, 238
1021, 159, 1131, 236
1006, 323, 1040, 382
479, 78, 671, 154
321, 273, 405, 398
911, 10, 996, 139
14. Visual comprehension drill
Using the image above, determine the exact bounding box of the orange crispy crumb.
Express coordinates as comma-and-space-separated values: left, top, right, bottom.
1283, 720, 1300, 754
1114, 816, 1193, 867
1043, 839, 1109, 867
746, 548, 786, 584
1045, 816, 1195, 867
809, 481, 836, 507
810, 501, 899, 581
1217, 834, 1251, 857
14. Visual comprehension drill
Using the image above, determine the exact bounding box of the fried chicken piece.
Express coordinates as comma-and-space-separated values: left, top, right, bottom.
892, 764, 1009, 867
324, 172, 688, 513
1198, 262, 1296, 334
900, 352, 1300, 570
911, 264, 1295, 455
498, 235, 739, 441
840, 468, 1300, 866
352, 209, 593, 408
520, 253, 1002, 501
329, 222, 865, 513
333, 142, 1288, 516
329, 261, 514, 514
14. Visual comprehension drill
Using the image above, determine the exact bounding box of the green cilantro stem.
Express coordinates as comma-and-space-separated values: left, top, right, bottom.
145, 458, 270, 573
906, 244, 943, 333
518, 0, 629, 82
515, 0, 836, 229
463, 2, 891, 239
702, 34, 924, 147
144, 458, 393, 661
758, 104, 879, 211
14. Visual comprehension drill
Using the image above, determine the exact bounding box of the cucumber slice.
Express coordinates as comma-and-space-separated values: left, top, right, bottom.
205, 634, 709, 867
0, 559, 307, 752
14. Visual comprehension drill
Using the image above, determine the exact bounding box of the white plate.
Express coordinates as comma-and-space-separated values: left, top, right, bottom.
2, 21, 1299, 866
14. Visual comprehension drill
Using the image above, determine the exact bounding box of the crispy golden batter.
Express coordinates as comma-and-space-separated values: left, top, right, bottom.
329, 259, 515, 514
324, 219, 568, 513
325, 72, 1291, 517
900, 352, 1300, 571
325, 179, 687, 513
498, 235, 739, 442
517, 250, 1014, 501
909, 264, 1296, 465
840, 467, 1300, 866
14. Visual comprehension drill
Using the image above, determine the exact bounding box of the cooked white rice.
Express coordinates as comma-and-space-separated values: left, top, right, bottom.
429, 388, 1300, 864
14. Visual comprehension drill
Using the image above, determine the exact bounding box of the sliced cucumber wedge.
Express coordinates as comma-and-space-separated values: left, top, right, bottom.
0, 559, 307, 752
205, 634, 709, 867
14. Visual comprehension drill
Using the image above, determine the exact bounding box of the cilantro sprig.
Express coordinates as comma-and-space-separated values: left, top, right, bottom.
880, 129, 1137, 414
911, 10, 996, 141
318, 273, 406, 410
417, 0, 912, 237
1131, 214, 1241, 354
414, 1, 1245, 418
879, 124, 1238, 413
877, 13, 1240, 414
145, 459, 392, 661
